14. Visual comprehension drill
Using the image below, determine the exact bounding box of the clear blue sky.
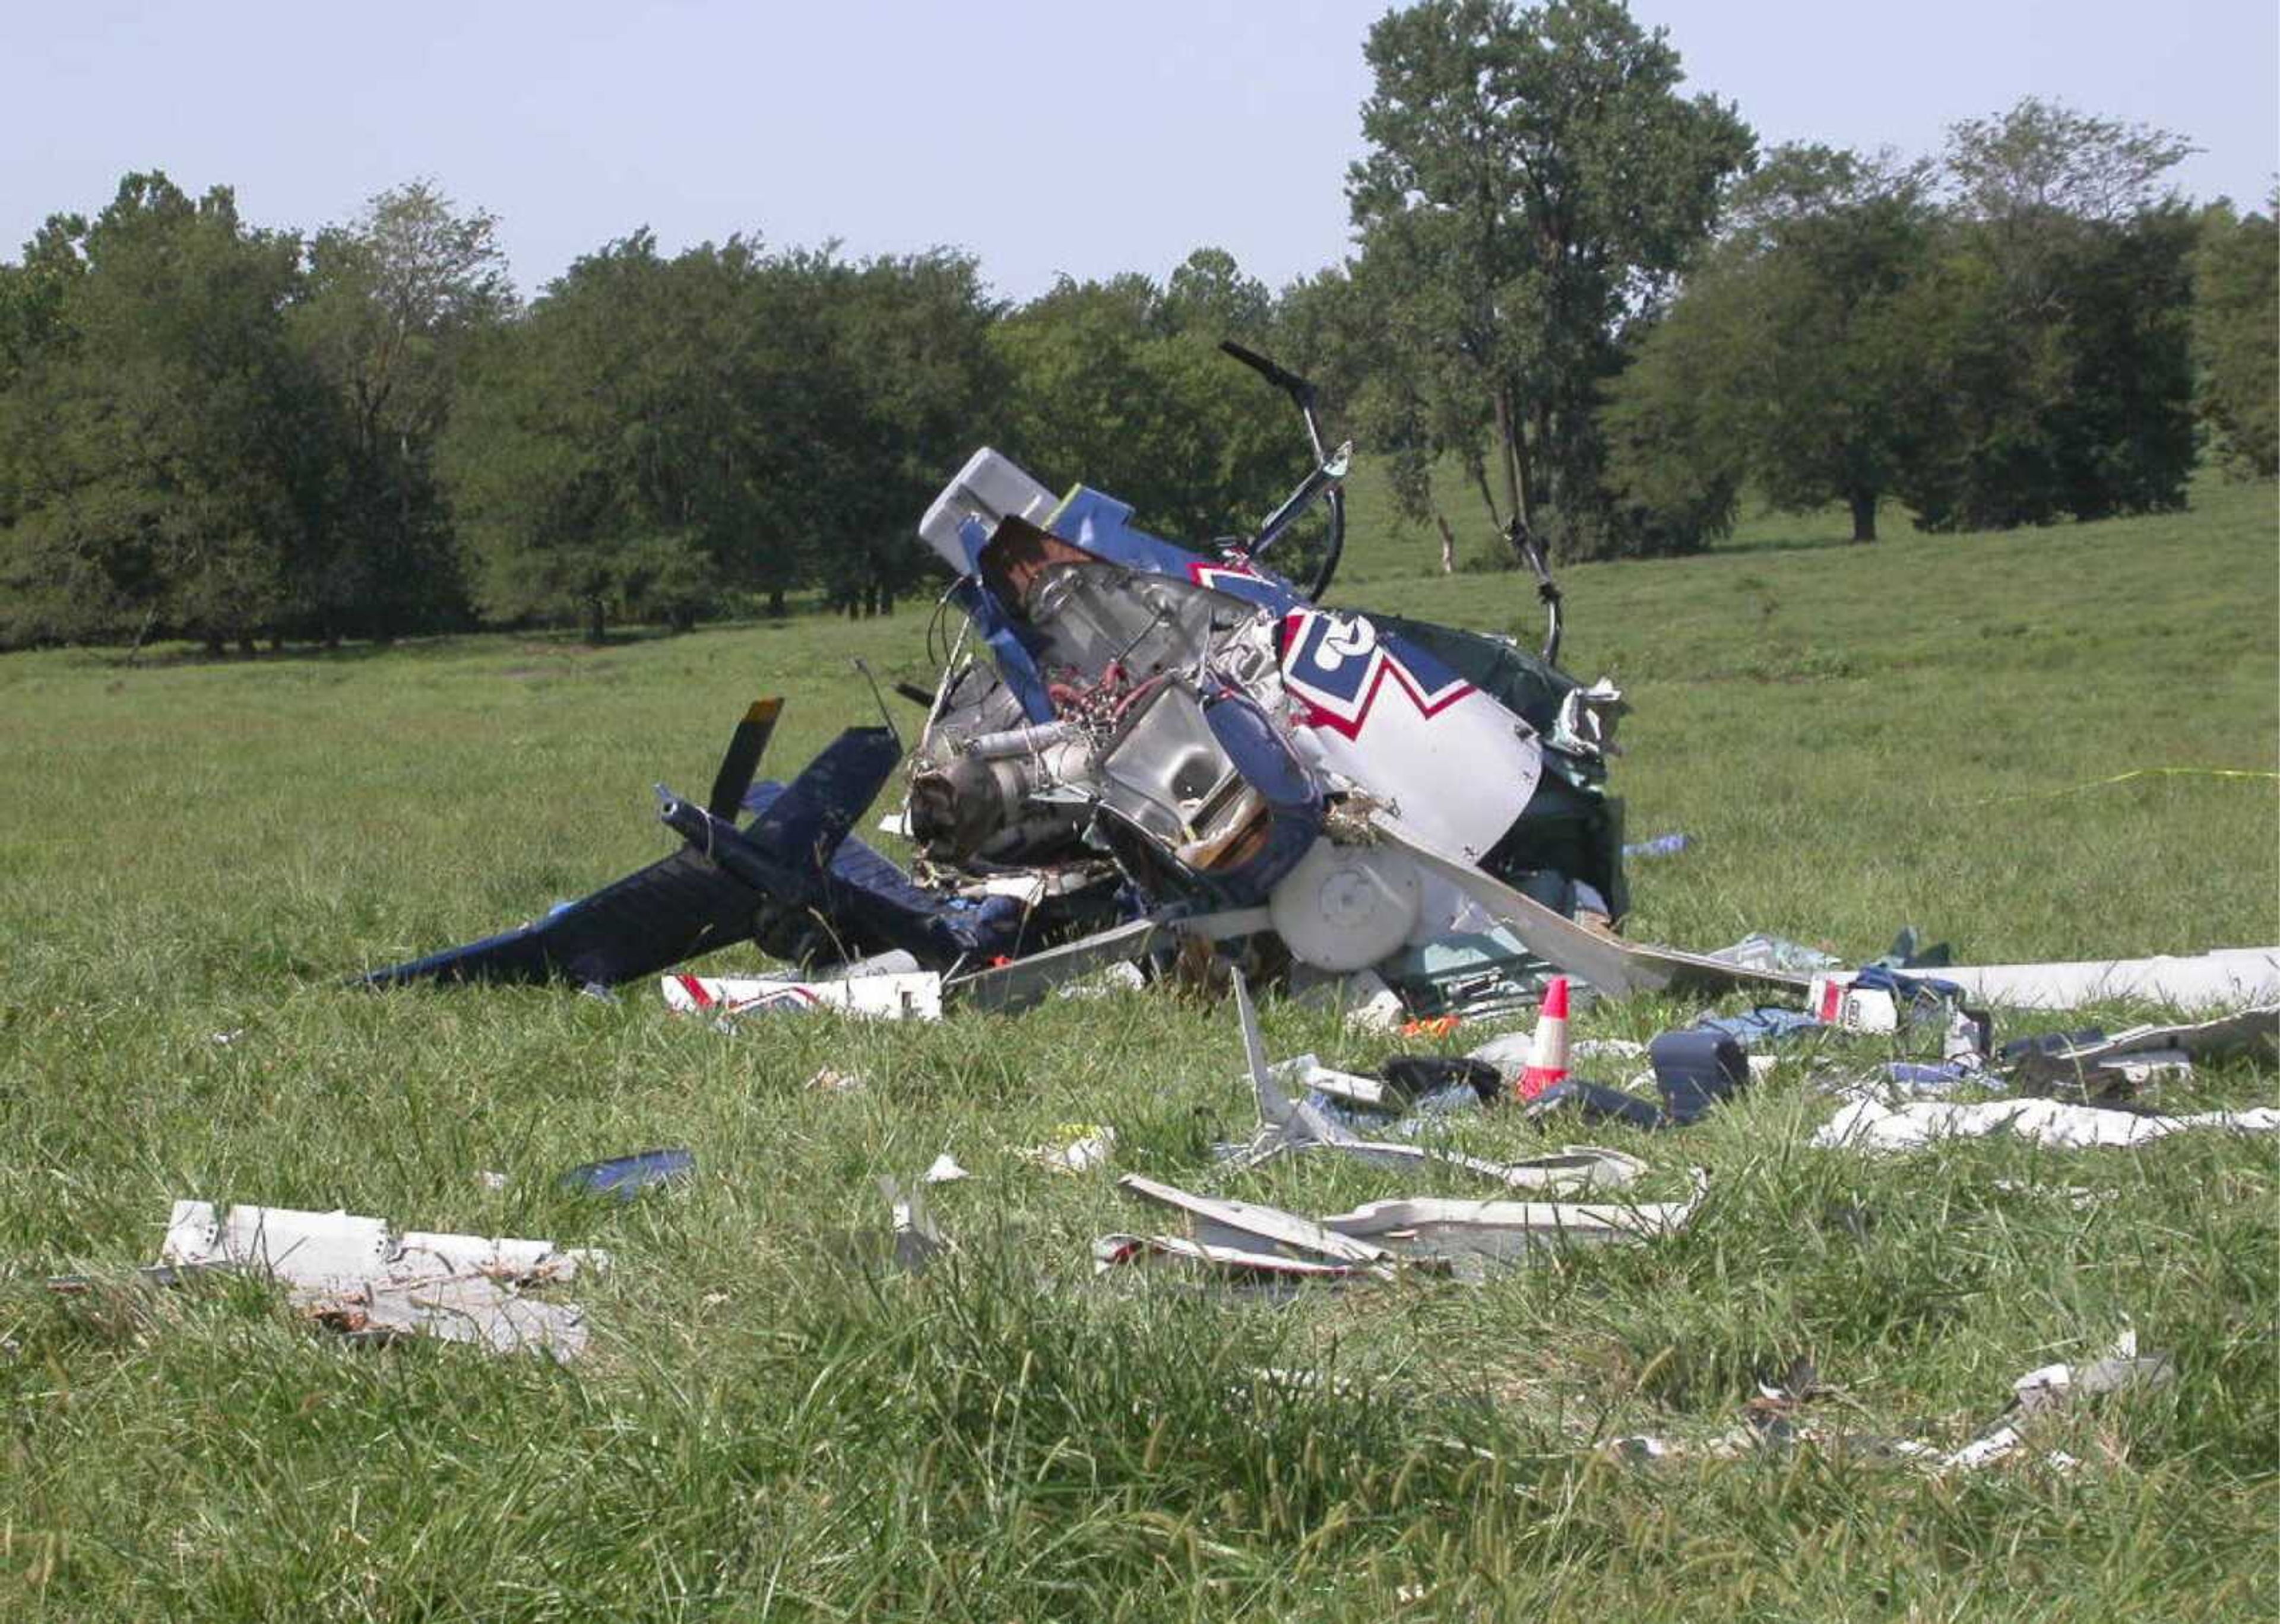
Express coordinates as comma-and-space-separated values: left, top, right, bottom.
5, 0, 2273, 301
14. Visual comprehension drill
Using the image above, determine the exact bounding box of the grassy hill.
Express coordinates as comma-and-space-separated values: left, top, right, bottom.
0, 477, 2273, 1617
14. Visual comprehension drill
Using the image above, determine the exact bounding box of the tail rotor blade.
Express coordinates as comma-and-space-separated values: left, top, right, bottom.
708, 697, 783, 819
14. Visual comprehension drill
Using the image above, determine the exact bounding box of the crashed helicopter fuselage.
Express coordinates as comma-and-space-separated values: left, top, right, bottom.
365, 345, 1658, 1012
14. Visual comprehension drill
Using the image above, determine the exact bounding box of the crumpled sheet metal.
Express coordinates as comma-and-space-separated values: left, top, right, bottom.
1812, 1098, 2280, 1153
1315, 1169, 1710, 1262
1103, 1166, 1704, 1284
159, 1201, 603, 1360
2038, 1004, 2279, 1068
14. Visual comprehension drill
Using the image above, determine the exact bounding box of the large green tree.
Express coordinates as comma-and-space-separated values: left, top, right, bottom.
2192, 196, 2278, 478
810, 248, 1008, 617
1889, 100, 2198, 530
1604, 145, 1937, 541
291, 180, 513, 639
445, 233, 936, 638
1345, 0, 1752, 557
0, 173, 332, 652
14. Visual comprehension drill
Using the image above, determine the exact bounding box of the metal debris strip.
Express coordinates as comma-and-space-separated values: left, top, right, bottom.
2024, 1004, 2279, 1071
1221, 970, 1644, 1194
1091, 1232, 1377, 1284
1112, 1175, 1409, 1276
155, 1201, 603, 1361
1102, 1165, 1706, 1285
1313, 1171, 1710, 1258
1812, 1098, 2280, 1153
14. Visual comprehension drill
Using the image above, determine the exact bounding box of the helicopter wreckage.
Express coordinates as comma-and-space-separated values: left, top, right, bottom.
365, 345, 1803, 1016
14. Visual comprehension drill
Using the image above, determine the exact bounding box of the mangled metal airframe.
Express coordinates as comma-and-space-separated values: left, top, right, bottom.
362, 344, 1805, 1011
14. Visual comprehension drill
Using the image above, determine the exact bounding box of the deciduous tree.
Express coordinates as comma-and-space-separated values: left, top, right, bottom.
1345, 0, 1751, 557
2192, 195, 2278, 478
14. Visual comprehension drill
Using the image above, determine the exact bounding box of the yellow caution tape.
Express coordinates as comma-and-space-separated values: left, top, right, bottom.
1969, 767, 2280, 807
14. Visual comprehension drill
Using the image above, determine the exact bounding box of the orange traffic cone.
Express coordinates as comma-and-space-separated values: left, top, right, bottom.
1515, 976, 1571, 1100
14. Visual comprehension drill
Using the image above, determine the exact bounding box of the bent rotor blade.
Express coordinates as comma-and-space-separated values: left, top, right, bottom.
708, 697, 783, 819
739, 727, 902, 881
1369, 814, 1809, 1001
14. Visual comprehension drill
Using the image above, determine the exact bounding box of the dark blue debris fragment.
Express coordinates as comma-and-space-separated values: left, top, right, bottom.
560, 1148, 695, 1200
1649, 1029, 1749, 1125
1520, 1079, 1670, 1131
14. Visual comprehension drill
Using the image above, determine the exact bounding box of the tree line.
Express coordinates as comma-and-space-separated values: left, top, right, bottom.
1, 0, 2270, 654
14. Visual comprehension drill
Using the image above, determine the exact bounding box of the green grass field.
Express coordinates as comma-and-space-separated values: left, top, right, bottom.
1, 473, 2275, 1619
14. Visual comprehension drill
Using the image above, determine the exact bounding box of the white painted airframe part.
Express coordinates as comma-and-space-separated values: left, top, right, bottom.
660, 970, 944, 1020
1093, 1232, 1376, 1282
917, 446, 1058, 572
156, 1201, 603, 1360
1115, 1174, 1400, 1266
1813, 1098, 2280, 1153
1315, 1169, 1709, 1255
161, 1203, 605, 1286
1267, 840, 1423, 972
1277, 608, 1541, 855
1934, 947, 2280, 1011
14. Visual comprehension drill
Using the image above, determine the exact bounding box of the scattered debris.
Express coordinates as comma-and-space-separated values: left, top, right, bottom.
560, 1148, 695, 1200
1018, 1124, 1117, 1175
1813, 1098, 2280, 1153
1623, 833, 1690, 859
476, 1170, 510, 1192
1092, 1230, 1373, 1284
2006, 1004, 2279, 1092
1647, 1028, 1749, 1124
1313, 1173, 1708, 1263
1895, 1330, 2175, 1473
1807, 972, 1900, 1034
922, 1152, 970, 1184
806, 1067, 867, 1093
1708, 934, 1845, 975
1613, 1332, 2173, 1476
154, 1201, 603, 1360
1054, 960, 1148, 1000
882, 1176, 949, 1273
1519, 1079, 1670, 1131
1691, 1006, 1827, 1049
1219, 972, 1642, 1192
1113, 1175, 1407, 1279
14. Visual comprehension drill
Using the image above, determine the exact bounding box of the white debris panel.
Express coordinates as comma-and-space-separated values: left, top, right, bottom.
1812, 1099, 2280, 1153
1933, 948, 2280, 1011
159, 1201, 603, 1360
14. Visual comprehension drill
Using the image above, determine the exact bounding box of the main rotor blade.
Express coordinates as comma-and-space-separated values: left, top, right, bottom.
707, 697, 783, 819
